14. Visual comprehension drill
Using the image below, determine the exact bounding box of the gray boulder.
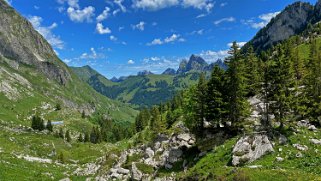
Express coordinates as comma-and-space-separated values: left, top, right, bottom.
310, 139, 321, 145
131, 163, 143, 181
232, 134, 274, 166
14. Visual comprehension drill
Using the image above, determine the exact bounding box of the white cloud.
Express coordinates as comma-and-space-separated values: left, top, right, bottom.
96, 7, 110, 22
28, 16, 64, 50
119, 26, 124, 31
34, 5, 40, 10
96, 23, 111, 34
244, 11, 280, 29
132, 0, 179, 11
182, 0, 214, 12
113, 9, 121, 16
220, 2, 227, 7
132, 21, 146, 31
147, 34, 185, 46
128, 59, 135, 64
80, 47, 105, 60
148, 38, 163, 45
132, 0, 214, 12
214, 17, 235, 25
114, 0, 127, 12
57, 0, 95, 23
190, 29, 204, 35
67, 6, 95, 23
200, 50, 229, 63
110, 35, 118, 41
227, 41, 247, 48
196, 13, 206, 18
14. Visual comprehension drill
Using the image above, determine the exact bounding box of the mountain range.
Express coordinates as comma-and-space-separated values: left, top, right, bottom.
71, 55, 226, 107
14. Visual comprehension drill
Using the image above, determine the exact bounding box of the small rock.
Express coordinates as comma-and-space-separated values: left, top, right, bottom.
198, 151, 207, 157
308, 125, 317, 131
276, 157, 284, 162
296, 152, 303, 158
145, 147, 154, 158
297, 120, 310, 128
279, 135, 287, 145
278, 148, 282, 152
177, 134, 192, 142
117, 168, 130, 175
131, 163, 142, 181
247, 165, 262, 168
310, 139, 321, 145
165, 163, 173, 169
59, 178, 71, 181
293, 144, 308, 151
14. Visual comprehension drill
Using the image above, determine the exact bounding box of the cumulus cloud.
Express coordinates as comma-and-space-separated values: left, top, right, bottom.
57, 0, 95, 23
147, 34, 185, 46
67, 6, 95, 23
128, 59, 135, 64
220, 2, 227, 7
244, 11, 280, 29
131, 21, 146, 31
227, 41, 247, 48
196, 14, 206, 18
214, 17, 235, 25
28, 16, 64, 50
200, 50, 229, 63
96, 7, 110, 22
96, 23, 111, 34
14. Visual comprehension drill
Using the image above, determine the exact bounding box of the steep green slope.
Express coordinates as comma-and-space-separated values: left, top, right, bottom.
0, 0, 137, 129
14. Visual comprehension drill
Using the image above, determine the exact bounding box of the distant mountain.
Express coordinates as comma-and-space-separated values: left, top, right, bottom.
177, 55, 208, 74
72, 55, 227, 107
137, 70, 154, 76
0, 1, 137, 127
244, 1, 315, 52
162, 68, 176, 75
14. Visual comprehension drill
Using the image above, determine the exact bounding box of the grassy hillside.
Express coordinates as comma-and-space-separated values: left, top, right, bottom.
72, 66, 202, 108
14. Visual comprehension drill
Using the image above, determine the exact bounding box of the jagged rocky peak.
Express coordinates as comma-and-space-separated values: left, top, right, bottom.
244, 1, 314, 52
0, 0, 71, 84
162, 68, 176, 75
137, 70, 154, 76
177, 54, 208, 74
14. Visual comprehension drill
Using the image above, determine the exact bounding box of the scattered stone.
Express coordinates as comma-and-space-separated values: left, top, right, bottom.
278, 148, 283, 152
293, 144, 308, 151
165, 163, 173, 169
296, 152, 303, 158
310, 139, 321, 145
145, 147, 154, 158
308, 125, 317, 131
131, 163, 143, 181
59, 178, 71, 181
247, 165, 262, 168
279, 134, 287, 145
297, 120, 310, 128
276, 157, 284, 162
177, 133, 192, 142
117, 168, 130, 175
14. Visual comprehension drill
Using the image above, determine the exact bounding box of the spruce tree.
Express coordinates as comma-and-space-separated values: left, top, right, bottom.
195, 73, 207, 134
268, 44, 295, 128
46, 120, 53, 132
245, 46, 261, 96
205, 65, 227, 127
225, 42, 250, 127
65, 130, 72, 142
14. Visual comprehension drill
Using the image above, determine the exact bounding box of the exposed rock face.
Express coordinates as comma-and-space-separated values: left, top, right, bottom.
177, 55, 207, 74
232, 134, 274, 166
131, 163, 143, 181
0, 0, 71, 84
162, 68, 176, 75
244, 2, 314, 52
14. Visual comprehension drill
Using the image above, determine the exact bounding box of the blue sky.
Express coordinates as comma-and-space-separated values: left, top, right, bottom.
7, 0, 317, 78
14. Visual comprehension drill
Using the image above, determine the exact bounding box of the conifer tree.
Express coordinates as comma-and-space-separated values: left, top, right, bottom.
150, 106, 165, 134
245, 46, 261, 96
205, 65, 227, 126
65, 130, 72, 142
225, 42, 250, 127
